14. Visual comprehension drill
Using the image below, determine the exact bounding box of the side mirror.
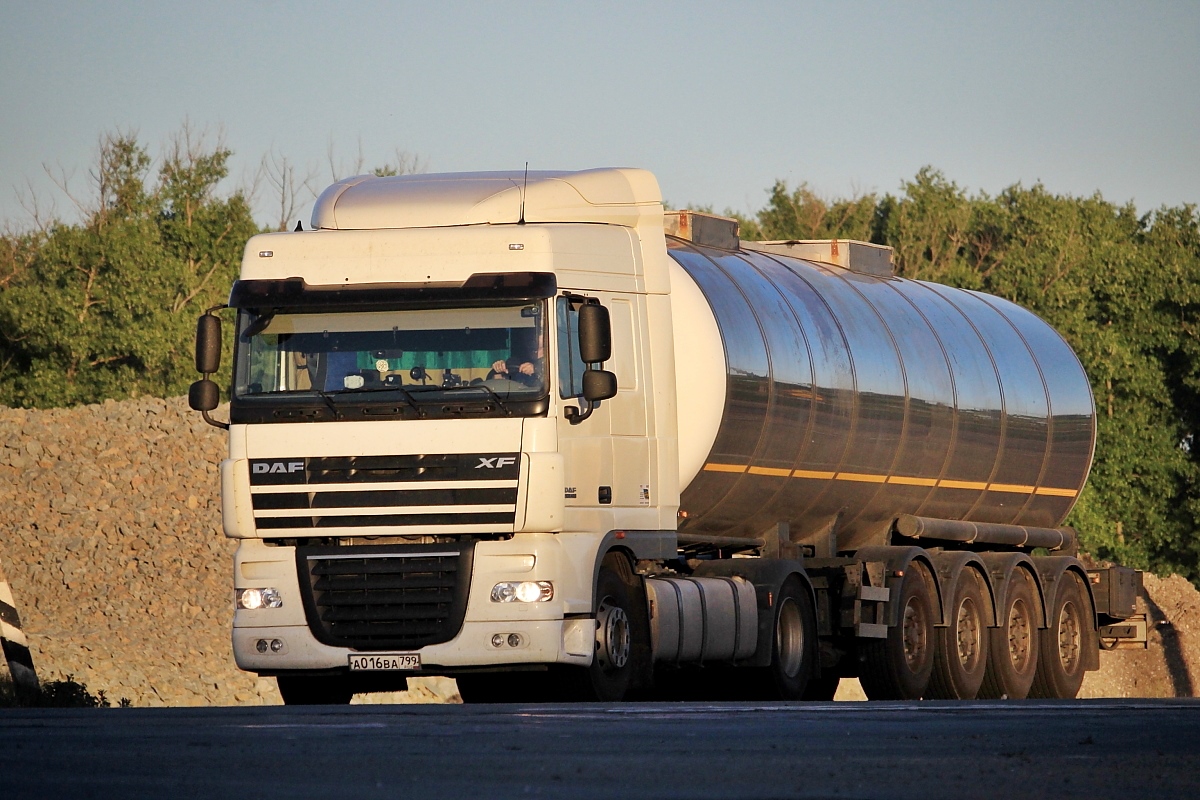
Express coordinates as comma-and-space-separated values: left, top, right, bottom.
577, 303, 611, 364
582, 369, 617, 402
189, 378, 220, 412
196, 313, 222, 374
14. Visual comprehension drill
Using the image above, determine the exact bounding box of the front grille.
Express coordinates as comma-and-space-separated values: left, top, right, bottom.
296, 543, 474, 650
249, 453, 520, 535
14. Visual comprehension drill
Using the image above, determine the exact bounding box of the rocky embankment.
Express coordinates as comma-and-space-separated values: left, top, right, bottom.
0, 396, 1196, 705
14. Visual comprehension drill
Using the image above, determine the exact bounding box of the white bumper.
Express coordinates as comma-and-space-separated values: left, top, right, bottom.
231, 534, 597, 673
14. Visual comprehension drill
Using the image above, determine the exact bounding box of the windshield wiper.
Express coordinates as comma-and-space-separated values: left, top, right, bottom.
439, 383, 514, 416
335, 384, 427, 417
312, 388, 340, 419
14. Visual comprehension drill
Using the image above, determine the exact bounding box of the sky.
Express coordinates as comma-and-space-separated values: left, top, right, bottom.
2, 1, 1198, 230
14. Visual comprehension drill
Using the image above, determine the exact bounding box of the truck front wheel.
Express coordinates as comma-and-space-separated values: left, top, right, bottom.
276, 674, 353, 705
560, 552, 648, 702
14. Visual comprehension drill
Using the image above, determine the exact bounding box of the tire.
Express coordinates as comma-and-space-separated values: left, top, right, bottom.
276, 674, 353, 705
560, 552, 648, 702
733, 577, 817, 700
978, 568, 1039, 700
1029, 571, 1095, 699
860, 561, 936, 700
927, 567, 988, 700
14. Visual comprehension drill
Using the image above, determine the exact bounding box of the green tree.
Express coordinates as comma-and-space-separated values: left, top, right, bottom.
0, 129, 259, 407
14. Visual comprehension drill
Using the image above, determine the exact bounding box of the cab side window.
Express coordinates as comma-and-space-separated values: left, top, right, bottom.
556, 296, 587, 399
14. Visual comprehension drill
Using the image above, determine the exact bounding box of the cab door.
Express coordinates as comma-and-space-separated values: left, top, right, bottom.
554, 293, 651, 525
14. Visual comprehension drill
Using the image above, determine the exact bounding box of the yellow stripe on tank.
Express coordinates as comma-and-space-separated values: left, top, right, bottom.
699, 463, 1079, 499
792, 469, 837, 480
835, 472, 887, 483
703, 463, 748, 474
989, 483, 1037, 494
1035, 486, 1079, 497
887, 476, 938, 487
748, 466, 793, 477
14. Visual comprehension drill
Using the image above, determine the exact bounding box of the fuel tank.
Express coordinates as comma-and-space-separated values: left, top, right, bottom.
669, 238, 1096, 551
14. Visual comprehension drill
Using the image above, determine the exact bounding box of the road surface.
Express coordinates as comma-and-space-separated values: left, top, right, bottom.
2, 699, 1197, 798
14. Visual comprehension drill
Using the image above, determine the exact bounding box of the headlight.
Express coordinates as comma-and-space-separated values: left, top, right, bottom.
236, 587, 283, 610
491, 581, 553, 603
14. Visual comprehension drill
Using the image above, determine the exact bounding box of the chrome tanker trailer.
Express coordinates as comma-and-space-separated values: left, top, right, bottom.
188, 168, 1143, 704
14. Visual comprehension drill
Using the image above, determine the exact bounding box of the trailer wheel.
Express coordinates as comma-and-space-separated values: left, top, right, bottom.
978, 568, 1039, 699
276, 675, 353, 705
1029, 571, 1094, 699
860, 561, 936, 700
927, 567, 988, 699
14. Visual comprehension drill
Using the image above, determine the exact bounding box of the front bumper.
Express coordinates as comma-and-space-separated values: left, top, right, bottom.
232, 534, 597, 673
235, 618, 595, 672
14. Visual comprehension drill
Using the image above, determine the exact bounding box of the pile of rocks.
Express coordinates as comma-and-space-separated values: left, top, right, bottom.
0, 396, 276, 706
0, 394, 1196, 705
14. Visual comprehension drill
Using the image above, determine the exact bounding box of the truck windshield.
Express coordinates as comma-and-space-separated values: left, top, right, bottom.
233, 302, 547, 403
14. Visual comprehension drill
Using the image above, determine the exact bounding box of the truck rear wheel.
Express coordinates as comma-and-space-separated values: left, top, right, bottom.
859, 561, 936, 700
276, 674, 353, 705
1029, 571, 1094, 699
927, 567, 988, 699
978, 568, 1039, 699
733, 577, 816, 700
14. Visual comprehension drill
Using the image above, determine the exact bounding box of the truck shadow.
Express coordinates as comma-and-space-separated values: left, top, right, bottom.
1142, 593, 1194, 697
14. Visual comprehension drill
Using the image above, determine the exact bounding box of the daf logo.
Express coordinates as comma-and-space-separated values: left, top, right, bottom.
475, 456, 517, 469
253, 461, 305, 474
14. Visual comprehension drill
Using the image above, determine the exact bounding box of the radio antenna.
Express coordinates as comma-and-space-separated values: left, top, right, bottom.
518, 162, 529, 225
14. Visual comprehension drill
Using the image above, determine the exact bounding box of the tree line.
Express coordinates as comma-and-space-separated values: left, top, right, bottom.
1, 132, 1196, 582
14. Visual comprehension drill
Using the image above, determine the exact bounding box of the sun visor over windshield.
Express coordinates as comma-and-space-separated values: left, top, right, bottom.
229, 272, 557, 311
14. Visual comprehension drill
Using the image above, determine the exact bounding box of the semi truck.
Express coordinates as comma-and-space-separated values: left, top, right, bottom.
188, 168, 1144, 704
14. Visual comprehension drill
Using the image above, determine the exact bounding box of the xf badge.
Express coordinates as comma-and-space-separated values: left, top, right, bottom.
475, 456, 517, 469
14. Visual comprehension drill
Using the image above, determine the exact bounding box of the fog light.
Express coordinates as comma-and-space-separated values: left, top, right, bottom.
270, 639, 284, 652
490, 581, 553, 603
491, 634, 506, 648
237, 587, 283, 610
256, 639, 269, 653
507, 633, 522, 648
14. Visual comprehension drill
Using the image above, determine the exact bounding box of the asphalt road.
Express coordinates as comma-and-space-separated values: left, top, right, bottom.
2, 700, 1197, 799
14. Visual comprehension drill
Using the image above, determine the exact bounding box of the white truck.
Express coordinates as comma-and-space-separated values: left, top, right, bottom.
189, 168, 1143, 704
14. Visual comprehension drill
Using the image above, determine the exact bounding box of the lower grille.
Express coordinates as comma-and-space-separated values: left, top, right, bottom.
296, 544, 474, 650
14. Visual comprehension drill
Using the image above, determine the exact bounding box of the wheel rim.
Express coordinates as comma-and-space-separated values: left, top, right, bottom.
595, 597, 630, 671
775, 597, 804, 678
901, 595, 928, 671
1008, 598, 1033, 672
956, 596, 981, 670
1057, 599, 1082, 674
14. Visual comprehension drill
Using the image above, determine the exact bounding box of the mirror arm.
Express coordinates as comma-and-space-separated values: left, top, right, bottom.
564, 400, 594, 426
201, 406, 229, 431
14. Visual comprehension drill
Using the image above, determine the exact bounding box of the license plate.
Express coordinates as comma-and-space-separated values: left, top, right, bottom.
348, 653, 422, 671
